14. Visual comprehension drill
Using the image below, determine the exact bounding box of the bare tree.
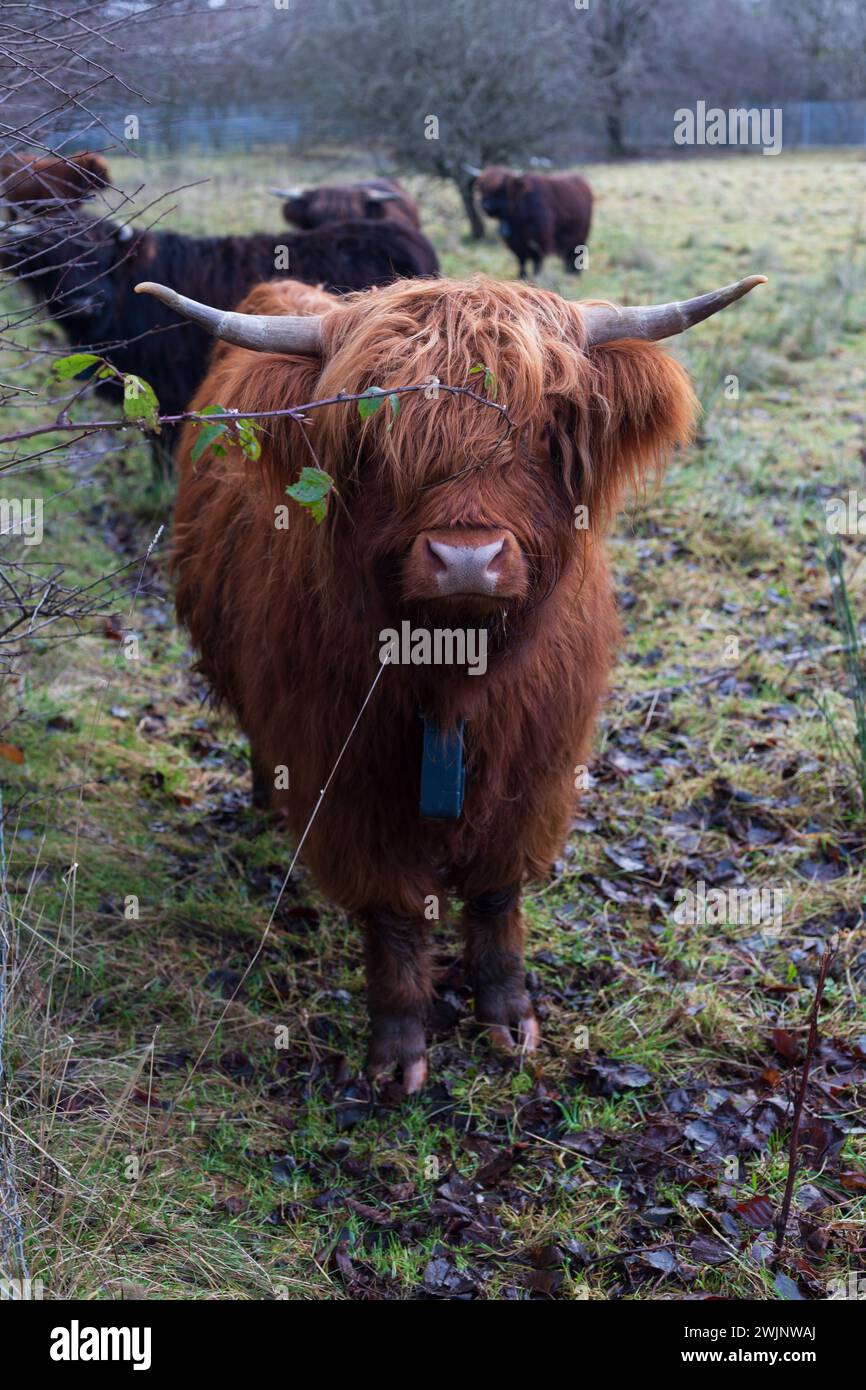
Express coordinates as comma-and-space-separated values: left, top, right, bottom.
769, 0, 866, 98
288, 0, 584, 238
567, 0, 673, 158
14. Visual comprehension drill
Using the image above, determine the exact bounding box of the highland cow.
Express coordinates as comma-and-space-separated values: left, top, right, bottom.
0, 151, 111, 218
137, 269, 766, 1089
475, 166, 593, 278
272, 177, 421, 231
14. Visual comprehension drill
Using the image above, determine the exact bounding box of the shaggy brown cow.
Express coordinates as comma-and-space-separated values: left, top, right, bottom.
138, 269, 766, 1090
474, 166, 593, 279
0, 151, 111, 218
271, 178, 421, 231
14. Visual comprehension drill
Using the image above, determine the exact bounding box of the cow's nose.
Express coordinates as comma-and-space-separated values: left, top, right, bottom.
426, 537, 505, 596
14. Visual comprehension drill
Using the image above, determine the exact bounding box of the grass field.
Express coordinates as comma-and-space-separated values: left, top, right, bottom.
1, 148, 865, 1301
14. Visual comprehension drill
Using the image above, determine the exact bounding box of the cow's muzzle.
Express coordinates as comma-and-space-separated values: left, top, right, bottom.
402, 528, 528, 608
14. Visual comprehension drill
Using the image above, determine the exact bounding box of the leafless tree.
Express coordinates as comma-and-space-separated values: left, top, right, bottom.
288, 0, 589, 238
567, 0, 665, 158
769, 0, 866, 98
285, 0, 865, 191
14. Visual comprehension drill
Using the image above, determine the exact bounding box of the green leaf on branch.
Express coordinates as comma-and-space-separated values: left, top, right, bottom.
190, 423, 228, 464
235, 417, 262, 462
358, 386, 400, 429
122, 373, 160, 431
469, 361, 498, 398
189, 405, 229, 464
188, 407, 262, 465
52, 352, 104, 380
286, 465, 334, 524
357, 386, 387, 420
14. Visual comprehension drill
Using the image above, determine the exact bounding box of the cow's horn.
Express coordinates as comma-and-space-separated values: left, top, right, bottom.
269, 186, 304, 199
463, 164, 482, 178
366, 188, 398, 202
133, 281, 324, 355
580, 275, 768, 346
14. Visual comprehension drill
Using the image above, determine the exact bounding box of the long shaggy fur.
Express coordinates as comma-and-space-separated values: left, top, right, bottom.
173, 275, 695, 916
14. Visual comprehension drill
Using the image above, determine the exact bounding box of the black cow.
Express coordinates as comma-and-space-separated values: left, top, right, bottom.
1, 212, 439, 462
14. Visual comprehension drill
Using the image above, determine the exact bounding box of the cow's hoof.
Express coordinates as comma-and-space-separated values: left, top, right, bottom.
367, 1014, 428, 1094
476, 988, 540, 1055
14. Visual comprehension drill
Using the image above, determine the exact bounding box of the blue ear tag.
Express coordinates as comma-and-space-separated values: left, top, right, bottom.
420, 717, 466, 819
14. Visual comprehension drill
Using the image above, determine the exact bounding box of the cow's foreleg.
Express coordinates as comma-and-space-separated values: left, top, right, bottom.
361, 909, 432, 1093
250, 745, 273, 810
462, 885, 540, 1052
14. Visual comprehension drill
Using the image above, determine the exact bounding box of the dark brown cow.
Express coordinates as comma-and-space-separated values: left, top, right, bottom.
0, 151, 111, 218
137, 269, 766, 1089
272, 177, 421, 231
475, 166, 593, 279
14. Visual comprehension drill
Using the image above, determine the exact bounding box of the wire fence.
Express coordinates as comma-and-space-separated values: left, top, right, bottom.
24, 98, 866, 161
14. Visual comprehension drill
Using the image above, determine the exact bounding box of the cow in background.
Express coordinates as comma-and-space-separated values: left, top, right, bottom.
0, 152, 111, 219
272, 177, 421, 231
473, 166, 593, 279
